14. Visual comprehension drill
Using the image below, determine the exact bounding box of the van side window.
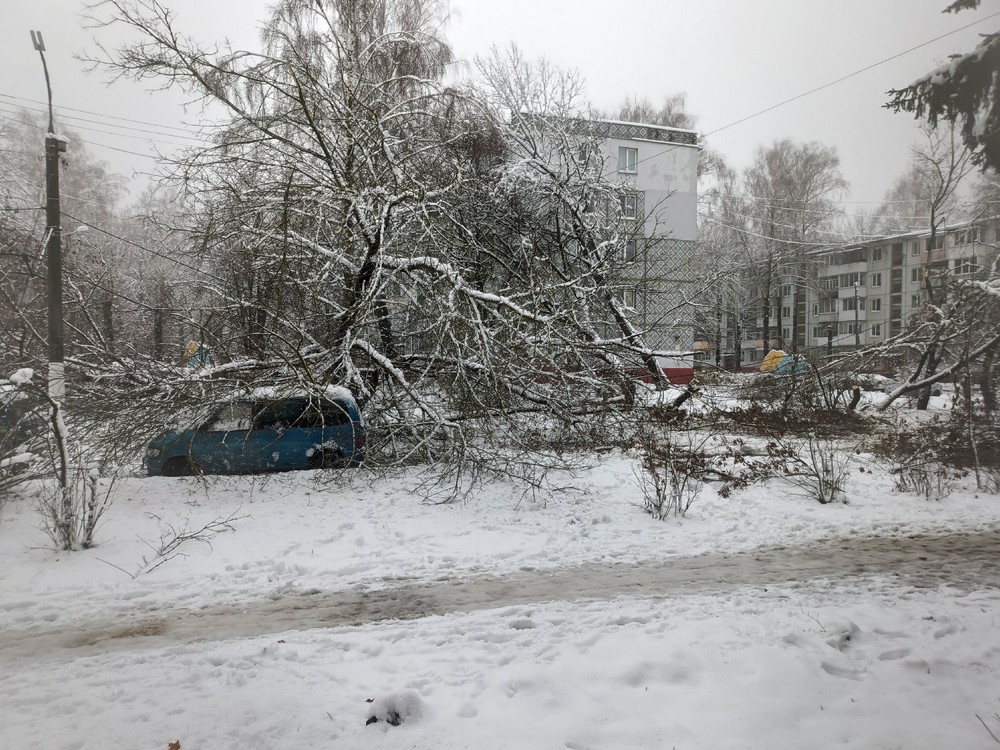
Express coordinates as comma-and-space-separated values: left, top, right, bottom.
205, 402, 253, 432
320, 400, 352, 426
251, 397, 353, 429
299, 399, 351, 427
253, 399, 304, 429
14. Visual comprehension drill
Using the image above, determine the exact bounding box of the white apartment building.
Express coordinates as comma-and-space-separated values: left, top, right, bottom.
705, 217, 999, 369
578, 119, 701, 380
803, 219, 998, 355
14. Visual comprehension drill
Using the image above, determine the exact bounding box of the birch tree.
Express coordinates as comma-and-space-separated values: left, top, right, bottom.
890, 124, 973, 409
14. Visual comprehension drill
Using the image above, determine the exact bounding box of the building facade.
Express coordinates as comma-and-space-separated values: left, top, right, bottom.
584, 119, 701, 378
696, 217, 999, 369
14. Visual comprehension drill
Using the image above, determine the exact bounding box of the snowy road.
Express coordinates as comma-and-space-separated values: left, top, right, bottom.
3, 529, 998, 662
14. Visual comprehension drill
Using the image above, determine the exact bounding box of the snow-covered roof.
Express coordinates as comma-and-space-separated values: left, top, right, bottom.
594, 117, 699, 136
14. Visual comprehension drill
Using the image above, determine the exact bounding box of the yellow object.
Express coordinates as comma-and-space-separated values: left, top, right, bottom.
760, 349, 786, 373
179, 341, 200, 367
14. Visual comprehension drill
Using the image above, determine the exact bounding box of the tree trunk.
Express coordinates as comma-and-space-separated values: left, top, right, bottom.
761, 297, 770, 357
847, 385, 861, 412
714, 300, 722, 369
102, 293, 114, 354
153, 307, 165, 360
774, 291, 783, 351
791, 286, 799, 355
982, 347, 996, 419
733, 315, 743, 372
916, 345, 940, 410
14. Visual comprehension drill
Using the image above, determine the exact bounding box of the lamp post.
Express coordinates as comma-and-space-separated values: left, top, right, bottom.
31, 30, 66, 401
854, 281, 860, 348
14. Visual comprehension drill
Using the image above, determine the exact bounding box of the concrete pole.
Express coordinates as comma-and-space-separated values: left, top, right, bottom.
32, 30, 65, 400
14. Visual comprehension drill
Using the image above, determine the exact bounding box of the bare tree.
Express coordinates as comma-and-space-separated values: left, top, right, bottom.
0, 110, 125, 374
740, 140, 847, 355
891, 123, 974, 409
696, 164, 760, 370
869, 168, 998, 416
79, 1, 697, 490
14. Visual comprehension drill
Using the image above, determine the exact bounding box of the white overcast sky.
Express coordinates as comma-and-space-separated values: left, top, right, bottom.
2, 0, 998, 208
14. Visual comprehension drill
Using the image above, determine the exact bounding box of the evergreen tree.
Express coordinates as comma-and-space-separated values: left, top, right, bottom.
886, 1, 1000, 171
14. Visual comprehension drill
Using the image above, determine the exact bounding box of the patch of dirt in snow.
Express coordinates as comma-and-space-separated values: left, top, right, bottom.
1, 529, 997, 663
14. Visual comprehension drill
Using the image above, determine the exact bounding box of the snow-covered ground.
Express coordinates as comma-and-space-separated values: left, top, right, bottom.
2, 443, 999, 749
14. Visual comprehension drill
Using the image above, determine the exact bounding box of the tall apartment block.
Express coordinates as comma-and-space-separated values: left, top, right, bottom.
579, 119, 701, 380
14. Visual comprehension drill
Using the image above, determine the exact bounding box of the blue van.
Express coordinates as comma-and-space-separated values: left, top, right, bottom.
145, 388, 365, 476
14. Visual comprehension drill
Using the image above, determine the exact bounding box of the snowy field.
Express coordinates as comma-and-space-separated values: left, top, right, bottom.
2, 441, 1000, 748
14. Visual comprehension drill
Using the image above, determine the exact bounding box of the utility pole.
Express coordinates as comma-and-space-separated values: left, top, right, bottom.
826, 325, 832, 357
31, 30, 66, 400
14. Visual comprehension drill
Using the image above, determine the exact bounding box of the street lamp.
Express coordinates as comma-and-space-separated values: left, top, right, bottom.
31, 30, 66, 401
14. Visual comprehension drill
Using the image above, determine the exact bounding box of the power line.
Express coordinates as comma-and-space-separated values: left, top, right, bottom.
59, 210, 217, 283
0, 108, 173, 162
633, 9, 1000, 170
701, 215, 842, 249
0, 91, 203, 135
701, 193, 935, 220
701, 205, 894, 241
82, 140, 163, 161
0, 97, 206, 142
0, 102, 203, 150
703, 11, 1000, 140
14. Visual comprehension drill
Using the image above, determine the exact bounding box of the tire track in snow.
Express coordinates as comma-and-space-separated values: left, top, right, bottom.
2, 529, 998, 662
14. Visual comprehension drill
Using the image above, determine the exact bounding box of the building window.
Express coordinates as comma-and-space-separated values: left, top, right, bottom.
839, 272, 864, 288
911, 294, 921, 308
870, 272, 882, 287
843, 297, 865, 312
956, 227, 981, 245
780, 284, 792, 297
929, 234, 944, 251
621, 287, 637, 309
911, 267, 922, 283
618, 146, 637, 173
872, 247, 883, 263
619, 194, 638, 219
814, 298, 836, 315
953, 256, 978, 275
781, 306, 791, 318
621, 240, 636, 263
870, 297, 882, 312
870, 324, 882, 337
910, 242, 919, 256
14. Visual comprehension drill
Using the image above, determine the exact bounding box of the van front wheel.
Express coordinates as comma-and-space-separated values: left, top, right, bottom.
308, 449, 346, 470
161, 457, 201, 477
